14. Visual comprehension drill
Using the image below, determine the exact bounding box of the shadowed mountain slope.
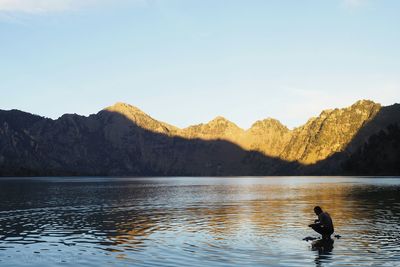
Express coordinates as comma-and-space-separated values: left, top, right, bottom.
0, 100, 399, 176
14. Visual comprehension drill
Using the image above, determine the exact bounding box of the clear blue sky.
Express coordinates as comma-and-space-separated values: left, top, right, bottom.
0, 0, 399, 129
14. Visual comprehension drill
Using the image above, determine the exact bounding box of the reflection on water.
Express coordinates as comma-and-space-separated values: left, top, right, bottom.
0, 177, 400, 266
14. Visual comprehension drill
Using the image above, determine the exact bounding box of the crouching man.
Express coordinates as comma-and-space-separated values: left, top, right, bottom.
308, 206, 334, 239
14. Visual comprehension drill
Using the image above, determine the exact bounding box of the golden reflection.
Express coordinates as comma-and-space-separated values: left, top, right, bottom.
102, 182, 398, 248
106, 215, 161, 249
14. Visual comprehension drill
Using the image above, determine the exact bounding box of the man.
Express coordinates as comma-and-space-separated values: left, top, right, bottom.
308, 206, 334, 239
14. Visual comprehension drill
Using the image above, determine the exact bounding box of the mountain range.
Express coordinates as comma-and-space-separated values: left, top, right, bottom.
1, 100, 399, 176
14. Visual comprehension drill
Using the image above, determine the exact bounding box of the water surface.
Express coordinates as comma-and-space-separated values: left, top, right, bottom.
0, 177, 399, 266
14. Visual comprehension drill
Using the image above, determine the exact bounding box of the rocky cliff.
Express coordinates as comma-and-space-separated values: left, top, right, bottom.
0, 100, 399, 176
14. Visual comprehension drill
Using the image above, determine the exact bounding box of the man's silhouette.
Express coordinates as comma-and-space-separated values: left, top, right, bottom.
308, 206, 334, 239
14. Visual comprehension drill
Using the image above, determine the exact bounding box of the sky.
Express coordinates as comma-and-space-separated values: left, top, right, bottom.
0, 0, 399, 129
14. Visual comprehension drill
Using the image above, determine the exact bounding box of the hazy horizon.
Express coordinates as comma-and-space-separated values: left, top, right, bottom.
1, 0, 399, 128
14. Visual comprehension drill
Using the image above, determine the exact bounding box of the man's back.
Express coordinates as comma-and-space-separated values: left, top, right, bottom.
318, 211, 334, 231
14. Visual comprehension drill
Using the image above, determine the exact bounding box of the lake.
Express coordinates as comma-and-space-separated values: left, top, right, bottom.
0, 177, 399, 266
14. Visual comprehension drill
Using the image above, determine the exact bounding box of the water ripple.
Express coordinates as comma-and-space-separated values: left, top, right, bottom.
0, 177, 399, 266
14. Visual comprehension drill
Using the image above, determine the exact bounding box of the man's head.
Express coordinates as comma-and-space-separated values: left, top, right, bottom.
314, 206, 323, 215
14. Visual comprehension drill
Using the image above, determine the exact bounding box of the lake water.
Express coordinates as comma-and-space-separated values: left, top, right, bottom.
0, 177, 399, 266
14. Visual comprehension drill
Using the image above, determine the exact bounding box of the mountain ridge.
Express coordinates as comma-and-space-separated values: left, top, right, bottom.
1, 99, 399, 176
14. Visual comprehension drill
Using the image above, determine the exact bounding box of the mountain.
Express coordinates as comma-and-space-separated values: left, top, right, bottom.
179, 116, 245, 146
280, 100, 381, 164
103, 102, 180, 136
0, 100, 399, 176
246, 118, 291, 157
